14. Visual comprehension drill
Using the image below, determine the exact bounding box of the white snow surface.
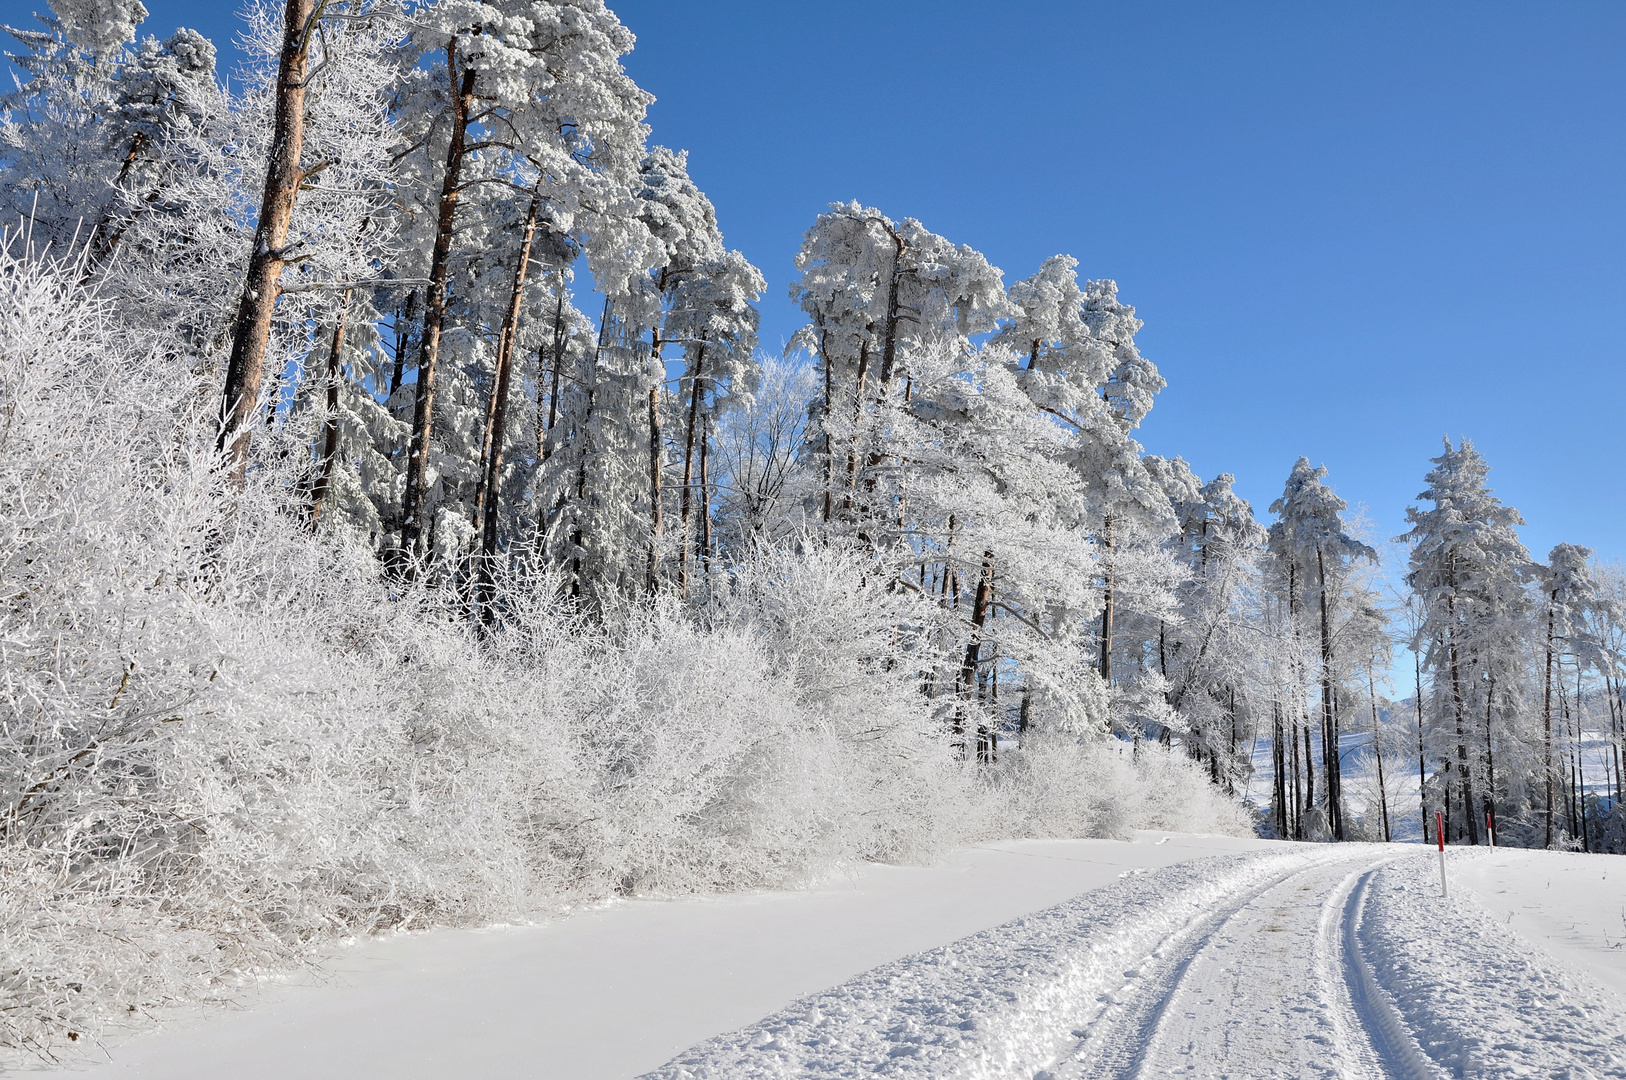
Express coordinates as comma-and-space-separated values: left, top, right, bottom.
14, 834, 1625, 1079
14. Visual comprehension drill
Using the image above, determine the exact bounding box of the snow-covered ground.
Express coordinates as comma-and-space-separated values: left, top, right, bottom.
13, 834, 1624, 1079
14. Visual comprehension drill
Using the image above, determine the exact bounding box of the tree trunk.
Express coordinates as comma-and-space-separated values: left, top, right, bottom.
875, 225, 907, 394
1543, 599, 1557, 848
389, 290, 417, 401
307, 286, 354, 528
1576, 663, 1590, 853
1446, 617, 1477, 844
1483, 675, 1498, 838
1317, 548, 1343, 839
843, 340, 869, 513
1273, 701, 1288, 838
958, 551, 996, 761
678, 341, 707, 597
1099, 513, 1114, 685
542, 288, 567, 457
470, 187, 540, 624
399, 42, 476, 567
1416, 650, 1427, 844
217, 0, 316, 484
1290, 713, 1303, 838
647, 379, 663, 594
697, 411, 711, 573
1368, 665, 1389, 842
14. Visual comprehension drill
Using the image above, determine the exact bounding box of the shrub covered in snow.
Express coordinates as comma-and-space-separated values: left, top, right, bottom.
0, 245, 1245, 1053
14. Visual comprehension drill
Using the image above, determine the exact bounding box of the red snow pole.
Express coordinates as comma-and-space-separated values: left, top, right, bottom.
1486, 811, 1495, 848
1436, 810, 1448, 898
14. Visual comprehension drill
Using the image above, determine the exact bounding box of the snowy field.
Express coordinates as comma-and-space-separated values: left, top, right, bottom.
11, 833, 1623, 1079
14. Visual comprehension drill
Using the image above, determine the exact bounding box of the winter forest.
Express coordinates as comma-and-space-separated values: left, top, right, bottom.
3, 0, 1624, 1054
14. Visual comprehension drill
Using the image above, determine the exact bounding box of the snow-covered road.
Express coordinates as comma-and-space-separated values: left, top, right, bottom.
648, 847, 1626, 1079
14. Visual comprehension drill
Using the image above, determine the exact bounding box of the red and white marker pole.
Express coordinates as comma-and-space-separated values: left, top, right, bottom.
1436, 810, 1448, 898
1486, 811, 1495, 848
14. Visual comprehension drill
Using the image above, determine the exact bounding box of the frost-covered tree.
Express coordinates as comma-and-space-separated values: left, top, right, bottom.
995, 256, 1170, 690
1268, 457, 1376, 840
1399, 438, 1532, 845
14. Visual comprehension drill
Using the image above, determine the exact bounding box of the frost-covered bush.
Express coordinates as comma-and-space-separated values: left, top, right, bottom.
0, 245, 1246, 1054
988, 734, 1251, 841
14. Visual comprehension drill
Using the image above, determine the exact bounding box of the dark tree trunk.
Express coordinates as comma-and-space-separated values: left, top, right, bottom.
218, 0, 315, 484
389, 289, 417, 401
678, 341, 707, 597
1099, 514, 1114, 685
308, 286, 354, 528
1416, 650, 1427, 844
1368, 666, 1390, 842
875, 227, 907, 394
958, 551, 996, 761
697, 411, 711, 572
1445, 578, 1478, 843
647, 380, 663, 594
471, 187, 541, 624
399, 43, 476, 568
1317, 548, 1343, 840
1543, 599, 1557, 848
1483, 676, 1498, 838
1272, 701, 1288, 837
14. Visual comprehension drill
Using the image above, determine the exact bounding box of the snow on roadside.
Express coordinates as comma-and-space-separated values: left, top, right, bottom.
639, 848, 1350, 1080
1360, 854, 1626, 1078
1450, 846, 1626, 999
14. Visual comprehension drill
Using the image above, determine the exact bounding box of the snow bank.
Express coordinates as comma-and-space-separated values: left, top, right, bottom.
1360, 854, 1626, 1078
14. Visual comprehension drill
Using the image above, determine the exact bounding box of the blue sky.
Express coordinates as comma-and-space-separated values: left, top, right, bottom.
71, 0, 1626, 569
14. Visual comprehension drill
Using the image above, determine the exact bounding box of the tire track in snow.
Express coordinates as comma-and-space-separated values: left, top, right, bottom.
1049, 850, 1428, 1080
642, 846, 1621, 1080
1338, 866, 1446, 1080
640, 848, 1360, 1079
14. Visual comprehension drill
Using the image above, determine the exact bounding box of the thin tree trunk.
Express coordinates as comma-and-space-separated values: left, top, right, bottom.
569, 300, 611, 598
471, 188, 540, 624
308, 286, 354, 527
1290, 712, 1303, 839
1576, 663, 1590, 853
1273, 701, 1288, 838
1287, 561, 1314, 829
678, 341, 707, 597
1368, 665, 1389, 842
543, 288, 567, 453
1099, 513, 1114, 684
1483, 675, 1498, 838
1445, 573, 1478, 844
1317, 548, 1342, 839
697, 411, 711, 574
1543, 599, 1557, 848
1416, 649, 1427, 844
472, 186, 539, 543
399, 42, 476, 567
217, 0, 316, 483
389, 290, 417, 401
958, 551, 996, 761
843, 341, 869, 513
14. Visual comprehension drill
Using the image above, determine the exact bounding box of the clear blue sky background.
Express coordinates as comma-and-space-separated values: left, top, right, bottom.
66, 0, 1626, 569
